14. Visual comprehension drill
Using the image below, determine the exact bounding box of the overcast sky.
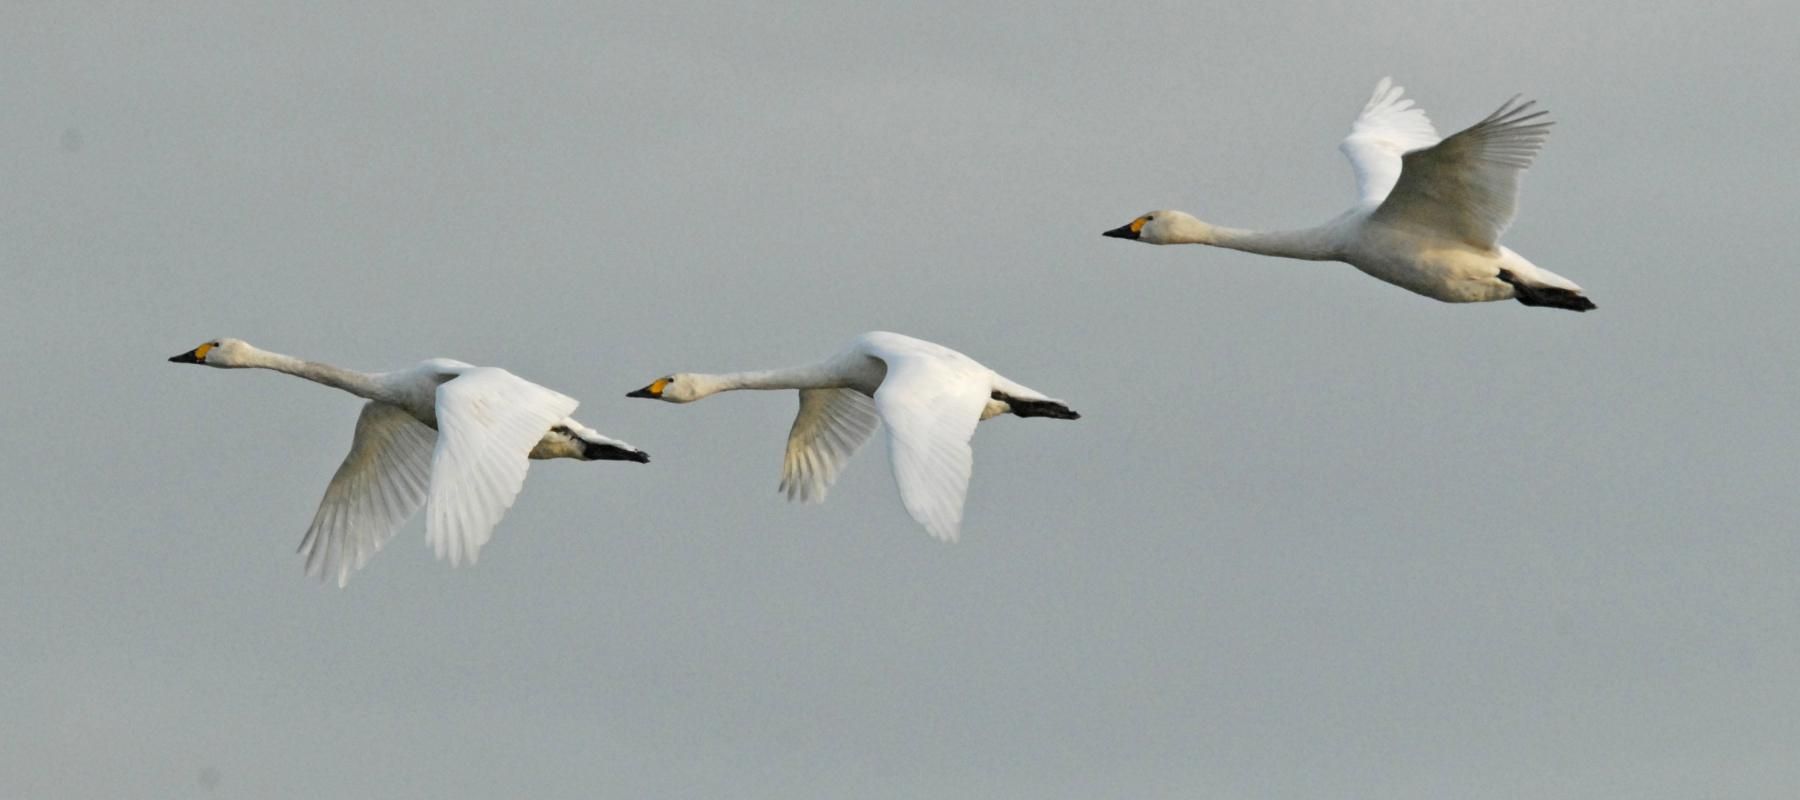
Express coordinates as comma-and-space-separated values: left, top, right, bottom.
5, 2, 1800, 798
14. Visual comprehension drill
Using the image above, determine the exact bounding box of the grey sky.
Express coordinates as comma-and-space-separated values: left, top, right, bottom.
5, 2, 1800, 797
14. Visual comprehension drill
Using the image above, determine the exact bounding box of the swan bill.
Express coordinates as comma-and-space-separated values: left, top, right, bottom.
1101, 222, 1141, 240
169, 343, 212, 364
626, 377, 669, 399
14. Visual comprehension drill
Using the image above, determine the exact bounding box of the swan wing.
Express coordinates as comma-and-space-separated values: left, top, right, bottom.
866, 345, 990, 542
780, 388, 881, 503
1371, 94, 1551, 249
1339, 77, 1442, 207
298, 401, 437, 587
426, 367, 578, 566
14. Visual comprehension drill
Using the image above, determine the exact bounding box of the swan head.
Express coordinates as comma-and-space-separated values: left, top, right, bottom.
168, 338, 255, 368
1103, 210, 1197, 245
626, 373, 708, 403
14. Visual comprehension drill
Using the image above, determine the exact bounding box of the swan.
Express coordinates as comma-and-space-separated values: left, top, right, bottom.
1105, 77, 1594, 311
168, 338, 649, 586
626, 331, 1079, 541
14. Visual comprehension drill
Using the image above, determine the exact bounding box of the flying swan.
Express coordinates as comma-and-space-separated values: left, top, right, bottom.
1105, 77, 1594, 311
626, 331, 1079, 541
169, 338, 649, 586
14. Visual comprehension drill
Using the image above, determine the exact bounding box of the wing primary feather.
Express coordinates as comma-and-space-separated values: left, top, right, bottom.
1369, 89, 1553, 248
424, 368, 575, 569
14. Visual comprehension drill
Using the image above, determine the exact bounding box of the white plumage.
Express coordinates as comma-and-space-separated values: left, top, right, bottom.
1106, 77, 1594, 311
170, 338, 649, 586
629, 331, 1079, 542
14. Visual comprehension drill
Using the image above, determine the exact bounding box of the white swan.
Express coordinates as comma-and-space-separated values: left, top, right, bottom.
626, 331, 1079, 541
169, 338, 649, 586
1105, 77, 1594, 311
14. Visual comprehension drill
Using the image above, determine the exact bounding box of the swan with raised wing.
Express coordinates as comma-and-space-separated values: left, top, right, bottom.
1105, 78, 1594, 311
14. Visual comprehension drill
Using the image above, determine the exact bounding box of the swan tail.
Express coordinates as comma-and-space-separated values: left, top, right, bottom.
583, 439, 651, 463
546, 422, 650, 463
1497, 269, 1596, 312
992, 391, 1081, 420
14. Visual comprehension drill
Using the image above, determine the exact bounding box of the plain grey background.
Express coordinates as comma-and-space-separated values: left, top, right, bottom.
5, 2, 1799, 797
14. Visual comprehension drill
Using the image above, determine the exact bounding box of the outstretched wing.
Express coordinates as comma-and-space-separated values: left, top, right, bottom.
298, 401, 437, 587
1371, 94, 1552, 249
864, 345, 991, 542
780, 388, 881, 503
426, 367, 578, 566
1339, 77, 1442, 207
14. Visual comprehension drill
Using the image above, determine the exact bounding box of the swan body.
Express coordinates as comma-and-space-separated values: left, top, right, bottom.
1105, 78, 1594, 311
628, 331, 1079, 541
169, 338, 648, 586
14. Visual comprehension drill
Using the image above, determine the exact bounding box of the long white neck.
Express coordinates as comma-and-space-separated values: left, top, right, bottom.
239, 347, 391, 402
693, 363, 848, 397
1166, 216, 1340, 261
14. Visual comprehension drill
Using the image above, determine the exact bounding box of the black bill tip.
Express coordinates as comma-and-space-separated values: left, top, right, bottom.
168, 349, 202, 364
1102, 224, 1139, 240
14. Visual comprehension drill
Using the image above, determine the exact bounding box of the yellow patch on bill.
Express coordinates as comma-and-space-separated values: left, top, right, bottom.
1129, 217, 1148, 234
193, 343, 214, 362
648, 377, 669, 396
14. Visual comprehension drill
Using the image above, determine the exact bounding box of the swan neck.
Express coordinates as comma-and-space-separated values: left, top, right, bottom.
245, 348, 389, 401
1184, 220, 1338, 261
703, 364, 845, 395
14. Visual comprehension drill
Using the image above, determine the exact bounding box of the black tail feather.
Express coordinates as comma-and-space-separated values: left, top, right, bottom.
584, 442, 650, 463
1498, 269, 1596, 312
994, 392, 1080, 420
